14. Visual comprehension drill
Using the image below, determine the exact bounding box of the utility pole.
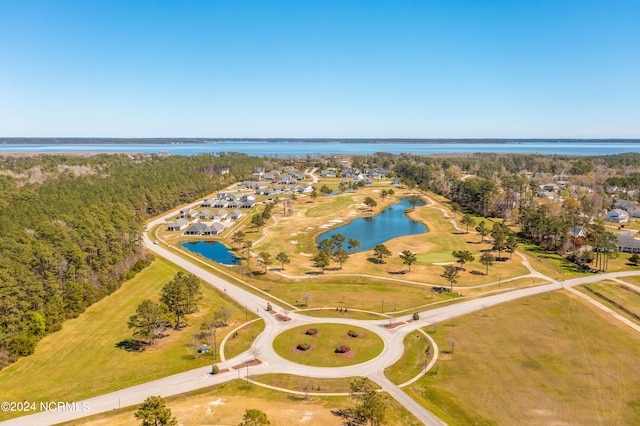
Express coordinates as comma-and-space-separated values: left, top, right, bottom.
245, 305, 248, 321
213, 329, 217, 360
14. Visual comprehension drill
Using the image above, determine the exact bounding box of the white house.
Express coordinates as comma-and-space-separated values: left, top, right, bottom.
617, 233, 640, 253
605, 209, 630, 223
167, 218, 189, 231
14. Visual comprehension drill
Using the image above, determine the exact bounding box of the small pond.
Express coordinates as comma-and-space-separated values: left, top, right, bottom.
181, 241, 241, 265
317, 197, 426, 251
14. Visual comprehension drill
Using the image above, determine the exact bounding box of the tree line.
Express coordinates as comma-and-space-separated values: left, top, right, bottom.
0, 152, 264, 368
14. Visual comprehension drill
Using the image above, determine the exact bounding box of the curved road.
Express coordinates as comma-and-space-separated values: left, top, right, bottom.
5, 203, 640, 426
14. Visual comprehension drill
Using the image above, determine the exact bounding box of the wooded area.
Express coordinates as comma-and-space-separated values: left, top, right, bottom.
0, 153, 263, 368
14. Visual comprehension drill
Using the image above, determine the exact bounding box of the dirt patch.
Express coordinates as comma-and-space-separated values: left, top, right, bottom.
385, 322, 407, 329
232, 359, 262, 369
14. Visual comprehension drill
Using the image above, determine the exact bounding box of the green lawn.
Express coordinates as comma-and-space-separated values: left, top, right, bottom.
384, 330, 433, 385
272, 324, 384, 367
0, 257, 259, 421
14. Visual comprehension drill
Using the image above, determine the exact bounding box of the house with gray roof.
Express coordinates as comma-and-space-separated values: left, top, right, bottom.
167, 218, 189, 231
606, 209, 630, 223
205, 222, 225, 235
213, 209, 228, 221
183, 222, 208, 236
230, 209, 244, 220
617, 233, 640, 253
197, 209, 213, 220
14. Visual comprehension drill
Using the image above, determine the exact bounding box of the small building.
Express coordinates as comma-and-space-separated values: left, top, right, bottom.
391, 178, 402, 185
227, 200, 240, 209
179, 208, 197, 219
606, 209, 630, 223
197, 209, 213, 220
570, 227, 586, 238
167, 218, 189, 231
213, 200, 229, 209
241, 200, 256, 209
205, 222, 225, 235
201, 198, 215, 208
230, 209, 244, 220
183, 222, 208, 236
614, 199, 635, 211
213, 209, 228, 221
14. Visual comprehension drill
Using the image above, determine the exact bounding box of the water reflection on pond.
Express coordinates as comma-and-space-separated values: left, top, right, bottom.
181, 241, 241, 265
317, 197, 426, 251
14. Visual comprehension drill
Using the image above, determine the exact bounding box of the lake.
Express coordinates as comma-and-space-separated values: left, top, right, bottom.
317, 197, 426, 251
181, 241, 241, 265
1, 140, 640, 156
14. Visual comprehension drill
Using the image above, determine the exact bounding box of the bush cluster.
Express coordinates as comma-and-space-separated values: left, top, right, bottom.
305, 328, 318, 335
211, 364, 219, 374
297, 343, 310, 351
335, 345, 350, 353
347, 329, 359, 338
412, 312, 420, 320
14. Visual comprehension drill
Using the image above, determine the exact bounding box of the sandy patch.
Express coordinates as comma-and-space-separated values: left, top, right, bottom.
300, 253, 312, 257
205, 398, 227, 416
329, 219, 343, 223
290, 240, 299, 244
300, 410, 314, 423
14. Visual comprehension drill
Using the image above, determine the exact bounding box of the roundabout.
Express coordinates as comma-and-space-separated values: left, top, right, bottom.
272, 323, 384, 367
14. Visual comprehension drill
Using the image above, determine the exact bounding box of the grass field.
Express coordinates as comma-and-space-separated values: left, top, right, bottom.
272, 324, 384, 367
578, 281, 640, 325
61, 379, 421, 426
0, 257, 259, 421
403, 291, 640, 425
384, 330, 433, 385
297, 308, 388, 320
251, 373, 369, 393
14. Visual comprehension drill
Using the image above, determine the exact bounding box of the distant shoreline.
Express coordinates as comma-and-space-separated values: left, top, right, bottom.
1, 138, 639, 145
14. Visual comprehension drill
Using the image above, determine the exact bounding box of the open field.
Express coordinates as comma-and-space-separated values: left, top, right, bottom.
297, 308, 388, 320
273, 324, 384, 367
60, 379, 421, 426
403, 291, 640, 425
0, 258, 259, 421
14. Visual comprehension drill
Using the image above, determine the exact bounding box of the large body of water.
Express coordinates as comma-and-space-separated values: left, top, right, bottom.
317, 197, 426, 251
1, 140, 639, 156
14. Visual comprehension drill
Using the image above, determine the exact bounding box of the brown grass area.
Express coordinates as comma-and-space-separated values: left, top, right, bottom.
61, 379, 420, 426
405, 291, 640, 425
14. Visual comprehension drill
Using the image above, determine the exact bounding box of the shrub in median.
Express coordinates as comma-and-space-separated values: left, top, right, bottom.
297, 343, 310, 351
306, 328, 319, 336
335, 345, 350, 353
347, 329, 359, 338
413, 312, 420, 320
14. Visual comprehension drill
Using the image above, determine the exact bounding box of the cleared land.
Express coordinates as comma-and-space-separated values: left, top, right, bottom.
403, 291, 640, 425
272, 324, 384, 367
59, 380, 421, 426
0, 258, 259, 421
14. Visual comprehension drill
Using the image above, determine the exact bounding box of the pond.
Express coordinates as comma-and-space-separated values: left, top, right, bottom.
317, 197, 426, 251
180, 241, 241, 265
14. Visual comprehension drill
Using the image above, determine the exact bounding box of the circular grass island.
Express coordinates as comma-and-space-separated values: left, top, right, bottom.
272, 323, 384, 367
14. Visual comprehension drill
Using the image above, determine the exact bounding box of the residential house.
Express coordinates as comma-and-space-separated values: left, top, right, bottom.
241, 200, 256, 209
205, 222, 225, 235
391, 178, 401, 185
617, 233, 640, 253
213, 200, 229, 209
230, 209, 244, 220
197, 209, 213, 220
570, 227, 587, 238
614, 199, 635, 211
606, 209, 630, 223
227, 200, 240, 209
183, 222, 208, 236
213, 209, 228, 221
239, 194, 256, 202
201, 198, 215, 208
630, 209, 640, 218
167, 218, 189, 231
179, 208, 197, 219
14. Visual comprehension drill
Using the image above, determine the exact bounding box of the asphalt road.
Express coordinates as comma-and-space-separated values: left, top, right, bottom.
5, 207, 640, 426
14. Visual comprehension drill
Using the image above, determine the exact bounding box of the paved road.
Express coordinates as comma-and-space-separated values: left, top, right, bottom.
6, 203, 640, 425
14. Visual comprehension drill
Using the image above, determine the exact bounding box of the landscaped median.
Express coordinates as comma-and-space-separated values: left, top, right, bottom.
272, 324, 384, 367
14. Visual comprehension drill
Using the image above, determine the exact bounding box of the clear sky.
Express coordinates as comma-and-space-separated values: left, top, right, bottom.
1, 0, 638, 138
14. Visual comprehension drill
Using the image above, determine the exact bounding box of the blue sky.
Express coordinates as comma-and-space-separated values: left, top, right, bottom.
1, 0, 638, 138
